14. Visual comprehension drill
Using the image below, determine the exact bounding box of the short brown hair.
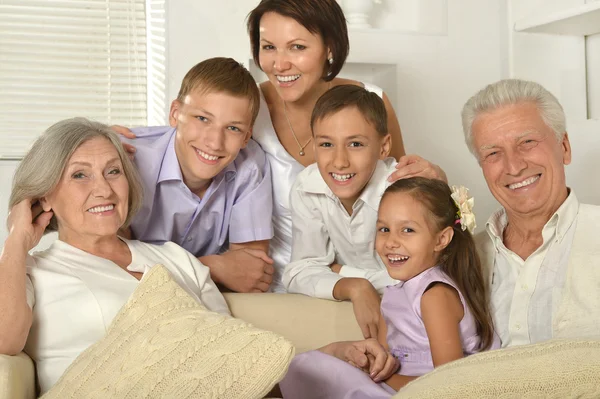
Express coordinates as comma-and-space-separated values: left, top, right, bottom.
311, 85, 388, 136
177, 57, 260, 125
247, 0, 349, 82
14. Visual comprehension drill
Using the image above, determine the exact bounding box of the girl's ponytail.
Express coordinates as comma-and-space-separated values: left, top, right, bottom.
441, 225, 495, 350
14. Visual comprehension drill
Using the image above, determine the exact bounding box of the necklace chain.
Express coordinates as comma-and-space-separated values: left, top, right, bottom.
281, 81, 332, 157
282, 100, 312, 156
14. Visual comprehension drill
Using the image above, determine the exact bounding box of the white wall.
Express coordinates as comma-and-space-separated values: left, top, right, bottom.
13, 0, 584, 246
509, 0, 600, 207
164, 0, 509, 230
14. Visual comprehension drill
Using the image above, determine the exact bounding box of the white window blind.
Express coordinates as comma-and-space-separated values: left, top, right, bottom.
0, 0, 148, 159
146, 0, 167, 126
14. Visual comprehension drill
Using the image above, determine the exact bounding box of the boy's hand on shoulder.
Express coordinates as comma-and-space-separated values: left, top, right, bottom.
110, 124, 137, 160
389, 154, 447, 183
207, 248, 274, 293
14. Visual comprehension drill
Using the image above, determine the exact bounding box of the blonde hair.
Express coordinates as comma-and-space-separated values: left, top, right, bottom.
461, 79, 566, 156
9, 118, 143, 232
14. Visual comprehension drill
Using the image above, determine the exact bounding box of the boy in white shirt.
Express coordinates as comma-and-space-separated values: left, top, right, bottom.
283, 85, 399, 338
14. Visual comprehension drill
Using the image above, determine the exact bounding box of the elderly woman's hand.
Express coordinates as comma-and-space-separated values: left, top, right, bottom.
389, 154, 448, 183
111, 125, 137, 159
7, 199, 53, 252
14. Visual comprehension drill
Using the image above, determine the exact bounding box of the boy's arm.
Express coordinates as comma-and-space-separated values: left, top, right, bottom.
337, 266, 399, 293
201, 143, 275, 293
283, 180, 342, 299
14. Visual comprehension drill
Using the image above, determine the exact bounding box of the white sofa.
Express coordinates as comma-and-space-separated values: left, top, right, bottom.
0, 293, 363, 398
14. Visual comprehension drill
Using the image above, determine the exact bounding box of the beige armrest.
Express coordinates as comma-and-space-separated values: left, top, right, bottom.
0, 352, 36, 399
223, 293, 363, 353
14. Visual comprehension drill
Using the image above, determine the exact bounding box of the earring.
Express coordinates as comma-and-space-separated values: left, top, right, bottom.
328, 57, 334, 65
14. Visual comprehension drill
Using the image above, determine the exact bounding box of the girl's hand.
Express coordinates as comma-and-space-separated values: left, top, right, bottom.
349, 279, 382, 339
7, 199, 53, 252
389, 154, 448, 183
110, 125, 137, 159
321, 339, 398, 381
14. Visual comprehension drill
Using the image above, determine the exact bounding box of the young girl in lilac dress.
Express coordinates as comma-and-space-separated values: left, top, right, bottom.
280, 177, 500, 398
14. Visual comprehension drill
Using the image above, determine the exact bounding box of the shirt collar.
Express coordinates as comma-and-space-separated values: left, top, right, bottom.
158, 131, 237, 184
486, 189, 580, 247
299, 157, 396, 211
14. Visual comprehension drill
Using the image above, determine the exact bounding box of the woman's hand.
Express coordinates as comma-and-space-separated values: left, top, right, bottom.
7, 199, 53, 252
389, 154, 447, 183
110, 125, 137, 159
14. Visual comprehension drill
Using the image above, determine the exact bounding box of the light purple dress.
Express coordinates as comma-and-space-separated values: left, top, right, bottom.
280, 266, 500, 398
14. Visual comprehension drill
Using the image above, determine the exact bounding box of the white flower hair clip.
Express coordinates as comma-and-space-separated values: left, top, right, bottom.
450, 185, 476, 234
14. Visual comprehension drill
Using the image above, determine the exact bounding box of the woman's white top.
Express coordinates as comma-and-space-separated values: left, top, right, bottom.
24, 238, 229, 394
252, 82, 384, 293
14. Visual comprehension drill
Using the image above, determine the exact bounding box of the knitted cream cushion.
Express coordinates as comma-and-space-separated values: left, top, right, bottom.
395, 339, 600, 399
42, 264, 294, 399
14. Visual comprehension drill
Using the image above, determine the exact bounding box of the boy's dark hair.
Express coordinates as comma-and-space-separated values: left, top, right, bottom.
311, 85, 388, 136
177, 57, 260, 125
247, 0, 349, 82
382, 177, 496, 351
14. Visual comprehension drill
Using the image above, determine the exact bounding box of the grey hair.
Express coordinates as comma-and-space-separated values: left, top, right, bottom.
461, 79, 566, 157
9, 118, 143, 233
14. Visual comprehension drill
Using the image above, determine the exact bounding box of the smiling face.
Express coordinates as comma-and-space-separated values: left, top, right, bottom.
472, 102, 571, 220
40, 137, 129, 244
258, 12, 330, 103
170, 90, 253, 197
313, 106, 390, 213
375, 191, 452, 281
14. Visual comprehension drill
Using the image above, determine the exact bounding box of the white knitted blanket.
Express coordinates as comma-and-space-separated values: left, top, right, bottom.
395, 339, 600, 398
42, 264, 294, 399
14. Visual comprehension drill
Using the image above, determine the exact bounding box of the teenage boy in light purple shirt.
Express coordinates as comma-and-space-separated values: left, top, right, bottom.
120, 58, 275, 293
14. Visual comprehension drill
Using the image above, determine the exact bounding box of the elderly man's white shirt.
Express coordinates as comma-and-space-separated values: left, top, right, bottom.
284, 158, 399, 299
486, 192, 578, 347
24, 238, 229, 394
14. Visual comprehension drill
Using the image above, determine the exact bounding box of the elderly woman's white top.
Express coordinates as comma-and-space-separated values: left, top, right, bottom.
252, 82, 384, 292
24, 238, 229, 394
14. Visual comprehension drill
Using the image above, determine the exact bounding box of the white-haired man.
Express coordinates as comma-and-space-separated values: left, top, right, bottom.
462, 79, 600, 347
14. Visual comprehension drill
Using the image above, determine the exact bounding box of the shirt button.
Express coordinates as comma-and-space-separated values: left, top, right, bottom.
521, 284, 528, 291
515, 323, 521, 330
187, 237, 193, 242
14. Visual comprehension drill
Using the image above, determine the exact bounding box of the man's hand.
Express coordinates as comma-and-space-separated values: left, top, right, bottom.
389, 154, 447, 183
202, 248, 274, 293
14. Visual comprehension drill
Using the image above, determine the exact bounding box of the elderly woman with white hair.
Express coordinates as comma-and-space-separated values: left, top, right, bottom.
0, 118, 229, 394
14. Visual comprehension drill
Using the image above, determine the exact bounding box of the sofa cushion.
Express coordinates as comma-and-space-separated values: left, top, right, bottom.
42, 264, 294, 399
394, 339, 600, 398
